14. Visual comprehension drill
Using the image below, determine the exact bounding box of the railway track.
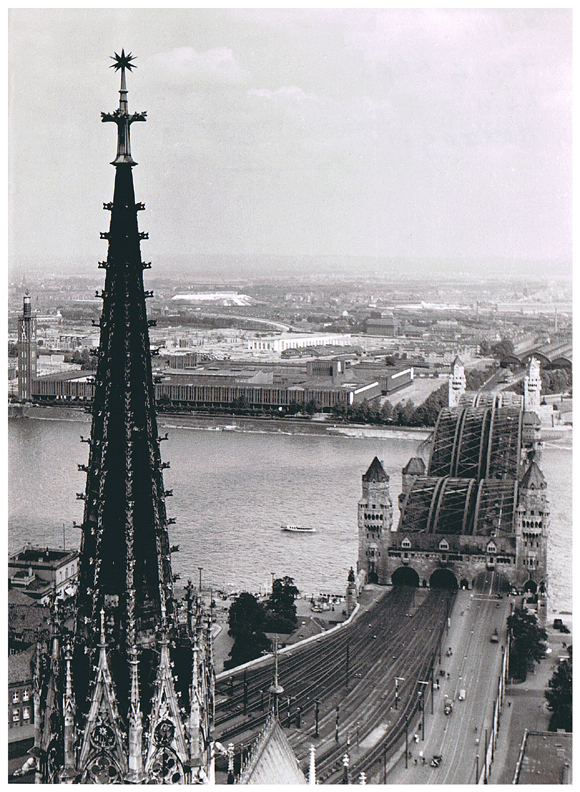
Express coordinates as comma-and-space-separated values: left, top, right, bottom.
214, 586, 453, 782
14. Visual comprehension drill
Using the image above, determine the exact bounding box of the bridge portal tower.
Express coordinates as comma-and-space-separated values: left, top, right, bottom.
357, 457, 392, 584
524, 356, 542, 413
515, 460, 549, 627
17, 292, 37, 401
448, 356, 466, 408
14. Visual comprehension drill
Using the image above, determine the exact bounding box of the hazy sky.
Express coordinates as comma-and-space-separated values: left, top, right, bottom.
9, 8, 572, 275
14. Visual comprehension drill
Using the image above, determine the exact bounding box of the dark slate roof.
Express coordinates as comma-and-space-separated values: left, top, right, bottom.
520, 461, 546, 490
362, 457, 389, 483
8, 646, 36, 685
8, 589, 38, 606
402, 457, 426, 476
238, 715, 307, 784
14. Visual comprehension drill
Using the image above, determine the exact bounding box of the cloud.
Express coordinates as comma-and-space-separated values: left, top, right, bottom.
151, 46, 247, 85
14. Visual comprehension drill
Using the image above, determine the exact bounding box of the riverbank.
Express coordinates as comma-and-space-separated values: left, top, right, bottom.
8, 402, 432, 440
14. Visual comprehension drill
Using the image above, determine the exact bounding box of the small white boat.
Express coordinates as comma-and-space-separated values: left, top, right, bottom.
281, 524, 316, 534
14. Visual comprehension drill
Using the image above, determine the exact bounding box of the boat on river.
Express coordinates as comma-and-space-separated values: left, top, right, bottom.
281, 524, 316, 533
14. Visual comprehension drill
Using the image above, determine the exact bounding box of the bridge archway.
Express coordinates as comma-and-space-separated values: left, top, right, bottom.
460, 578, 469, 590
391, 567, 420, 587
523, 579, 538, 594
429, 569, 458, 590
367, 570, 378, 584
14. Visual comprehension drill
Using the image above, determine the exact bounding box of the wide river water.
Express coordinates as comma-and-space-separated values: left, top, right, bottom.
8, 415, 572, 614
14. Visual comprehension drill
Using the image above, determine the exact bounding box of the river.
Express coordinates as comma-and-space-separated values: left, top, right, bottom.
8, 415, 572, 613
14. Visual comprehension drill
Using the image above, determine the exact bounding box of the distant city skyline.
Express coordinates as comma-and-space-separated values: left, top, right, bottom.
9, 8, 572, 278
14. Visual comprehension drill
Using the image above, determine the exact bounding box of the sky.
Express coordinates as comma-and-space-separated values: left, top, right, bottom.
8, 8, 572, 278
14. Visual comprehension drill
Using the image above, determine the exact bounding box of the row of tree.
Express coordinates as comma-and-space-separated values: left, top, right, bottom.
331, 382, 450, 428
225, 577, 300, 670
507, 607, 572, 732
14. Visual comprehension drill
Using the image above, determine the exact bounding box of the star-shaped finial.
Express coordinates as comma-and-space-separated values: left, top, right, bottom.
110, 49, 137, 72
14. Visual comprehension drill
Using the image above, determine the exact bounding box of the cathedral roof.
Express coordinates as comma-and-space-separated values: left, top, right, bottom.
362, 456, 389, 483
238, 715, 307, 784
402, 457, 426, 476
520, 460, 546, 490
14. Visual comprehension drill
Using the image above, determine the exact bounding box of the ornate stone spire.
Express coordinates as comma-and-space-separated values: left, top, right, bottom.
126, 642, 145, 783
102, 50, 146, 166
75, 48, 174, 655
35, 51, 215, 785
60, 642, 78, 783
78, 610, 128, 782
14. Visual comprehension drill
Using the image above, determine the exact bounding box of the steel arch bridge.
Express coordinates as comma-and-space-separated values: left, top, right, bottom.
398, 394, 523, 537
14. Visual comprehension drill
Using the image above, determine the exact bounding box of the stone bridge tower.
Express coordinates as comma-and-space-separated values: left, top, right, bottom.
524, 356, 542, 413
33, 52, 214, 784
357, 457, 392, 584
448, 356, 466, 408
515, 460, 549, 626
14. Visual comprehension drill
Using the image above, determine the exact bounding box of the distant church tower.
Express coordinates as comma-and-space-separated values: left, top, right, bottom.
17, 292, 37, 400
33, 52, 214, 784
448, 356, 466, 408
524, 356, 542, 413
515, 460, 549, 627
357, 457, 392, 585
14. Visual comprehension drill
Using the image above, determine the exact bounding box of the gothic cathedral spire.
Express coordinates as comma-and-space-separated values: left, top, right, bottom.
34, 53, 214, 785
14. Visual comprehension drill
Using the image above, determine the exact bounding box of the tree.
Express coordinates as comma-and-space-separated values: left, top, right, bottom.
545, 646, 572, 732
304, 399, 318, 415
266, 576, 300, 633
379, 400, 394, 423
225, 592, 271, 670
491, 338, 514, 360
507, 607, 547, 681
393, 400, 415, 426
410, 384, 448, 427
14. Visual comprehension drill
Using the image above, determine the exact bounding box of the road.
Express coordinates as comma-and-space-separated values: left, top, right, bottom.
384, 582, 511, 784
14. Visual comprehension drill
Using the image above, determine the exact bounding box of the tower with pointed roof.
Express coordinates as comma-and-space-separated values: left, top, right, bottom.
33, 52, 214, 784
524, 356, 542, 413
357, 457, 392, 584
448, 356, 466, 408
515, 459, 549, 624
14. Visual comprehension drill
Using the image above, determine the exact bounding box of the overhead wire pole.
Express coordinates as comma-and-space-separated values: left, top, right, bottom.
418, 681, 429, 741
394, 676, 405, 710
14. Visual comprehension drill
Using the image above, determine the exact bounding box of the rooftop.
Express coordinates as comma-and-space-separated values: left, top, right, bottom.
514, 731, 572, 784
9, 545, 79, 568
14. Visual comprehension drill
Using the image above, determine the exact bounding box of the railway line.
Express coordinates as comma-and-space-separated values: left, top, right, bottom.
213, 586, 453, 782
